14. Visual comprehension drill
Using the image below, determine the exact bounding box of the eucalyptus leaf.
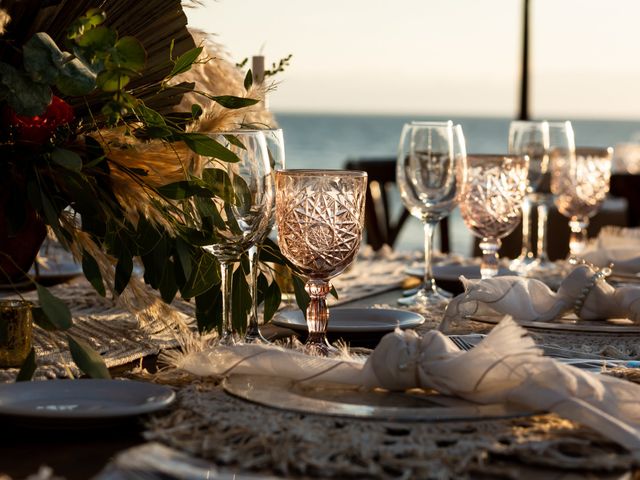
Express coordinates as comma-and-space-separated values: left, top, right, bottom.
23, 33, 60, 84
67, 335, 110, 379
231, 266, 251, 334
56, 54, 96, 96
169, 46, 203, 77
212, 95, 259, 109
16, 348, 36, 382
181, 133, 241, 163
36, 284, 72, 330
114, 249, 133, 294
0, 62, 51, 116
82, 250, 105, 296
175, 238, 193, 279
31, 307, 58, 331
181, 251, 220, 299
75, 26, 116, 50
292, 274, 310, 318
159, 260, 178, 303
244, 69, 253, 90
112, 36, 146, 71
191, 104, 203, 120
96, 69, 130, 92
263, 280, 282, 322
195, 286, 221, 333
51, 148, 83, 171
156, 180, 211, 200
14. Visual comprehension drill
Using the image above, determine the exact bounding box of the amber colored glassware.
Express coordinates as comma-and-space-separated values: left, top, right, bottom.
0, 300, 32, 368
275, 170, 367, 355
459, 155, 529, 279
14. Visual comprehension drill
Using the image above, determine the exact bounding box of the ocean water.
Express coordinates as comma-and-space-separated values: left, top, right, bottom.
275, 112, 640, 255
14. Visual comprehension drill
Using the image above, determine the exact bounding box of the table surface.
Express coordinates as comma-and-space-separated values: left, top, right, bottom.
0, 286, 634, 480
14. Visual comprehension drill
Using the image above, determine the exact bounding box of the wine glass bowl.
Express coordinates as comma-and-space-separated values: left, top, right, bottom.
551, 146, 612, 262
396, 121, 465, 307
459, 154, 529, 278
200, 130, 273, 343
275, 169, 367, 354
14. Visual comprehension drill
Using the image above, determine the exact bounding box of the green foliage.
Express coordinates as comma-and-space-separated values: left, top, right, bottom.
16, 349, 36, 382
67, 335, 111, 379
0, 7, 291, 378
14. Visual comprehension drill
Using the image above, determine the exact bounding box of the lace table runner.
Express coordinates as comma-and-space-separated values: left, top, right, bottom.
139, 378, 636, 480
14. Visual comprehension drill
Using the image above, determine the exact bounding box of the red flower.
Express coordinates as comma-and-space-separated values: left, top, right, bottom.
4, 96, 74, 145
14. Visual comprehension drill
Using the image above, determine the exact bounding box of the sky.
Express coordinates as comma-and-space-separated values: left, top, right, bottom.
187, 0, 640, 119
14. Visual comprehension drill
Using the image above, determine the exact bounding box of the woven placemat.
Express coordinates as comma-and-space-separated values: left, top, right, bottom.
141, 377, 636, 480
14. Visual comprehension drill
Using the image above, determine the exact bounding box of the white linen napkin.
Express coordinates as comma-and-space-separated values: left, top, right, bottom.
439, 264, 640, 332
581, 226, 640, 274
173, 318, 640, 456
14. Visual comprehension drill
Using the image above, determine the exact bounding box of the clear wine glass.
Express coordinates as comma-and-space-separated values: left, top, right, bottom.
528, 121, 575, 273
201, 130, 273, 344
275, 170, 367, 355
508, 120, 550, 273
396, 121, 465, 307
551, 146, 612, 263
245, 128, 285, 344
459, 154, 529, 278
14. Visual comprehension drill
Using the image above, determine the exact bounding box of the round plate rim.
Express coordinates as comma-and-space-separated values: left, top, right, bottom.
405, 265, 516, 281
468, 314, 640, 334
272, 307, 425, 333
222, 374, 533, 422
0, 379, 176, 419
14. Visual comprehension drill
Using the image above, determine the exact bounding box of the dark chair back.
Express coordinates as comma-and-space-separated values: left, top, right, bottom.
344, 157, 450, 252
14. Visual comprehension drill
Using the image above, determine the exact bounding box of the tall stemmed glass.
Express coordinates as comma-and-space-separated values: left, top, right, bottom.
529, 121, 575, 272
202, 131, 273, 344
396, 121, 465, 307
459, 155, 529, 278
276, 170, 367, 355
551, 147, 612, 263
508, 120, 550, 273
245, 129, 285, 343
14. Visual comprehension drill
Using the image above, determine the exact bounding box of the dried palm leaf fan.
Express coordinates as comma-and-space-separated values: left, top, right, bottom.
0, 0, 197, 115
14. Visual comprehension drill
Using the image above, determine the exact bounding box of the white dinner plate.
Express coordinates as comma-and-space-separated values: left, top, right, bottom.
0, 379, 175, 420
272, 308, 424, 333
468, 314, 640, 334
223, 374, 534, 422
405, 264, 517, 281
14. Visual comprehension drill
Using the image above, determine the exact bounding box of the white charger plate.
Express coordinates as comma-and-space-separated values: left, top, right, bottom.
468, 314, 640, 334
223, 374, 534, 422
406, 264, 517, 281
0, 379, 175, 420
272, 308, 424, 333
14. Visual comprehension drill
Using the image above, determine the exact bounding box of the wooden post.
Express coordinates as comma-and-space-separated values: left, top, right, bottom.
518, 0, 530, 120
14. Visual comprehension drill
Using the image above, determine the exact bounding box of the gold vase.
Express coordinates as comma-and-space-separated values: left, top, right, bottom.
0, 300, 33, 368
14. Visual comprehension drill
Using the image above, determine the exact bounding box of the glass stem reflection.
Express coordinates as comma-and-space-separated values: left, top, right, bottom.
422, 221, 438, 295
244, 245, 267, 343
536, 202, 550, 263
305, 278, 331, 355
568, 217, 589, 264
479, 237, 501, 279
219, 260, 235, 344
519, 196, 534, 259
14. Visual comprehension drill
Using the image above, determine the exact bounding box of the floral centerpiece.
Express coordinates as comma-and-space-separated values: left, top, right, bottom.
0, 1, 293, 378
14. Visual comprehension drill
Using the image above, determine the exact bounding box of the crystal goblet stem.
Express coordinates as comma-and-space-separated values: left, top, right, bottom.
305, 278, 331, 354
568, 217, 589, 264
479, 237, 501, 279
244, 245, 267, 343
421, 221, 438, 297
535, 200, 551, 265
219, 260, 235, 343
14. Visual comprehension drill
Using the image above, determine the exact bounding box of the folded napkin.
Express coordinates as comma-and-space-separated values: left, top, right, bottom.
581, 226, 640, 274
173, 318, 640, 456
439, 264, 640, 332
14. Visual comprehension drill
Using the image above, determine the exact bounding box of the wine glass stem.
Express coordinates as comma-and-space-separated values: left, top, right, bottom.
479, 237, 501, 279
422, 221, 438, 295
519, 196, 534, 259
305, 279, 331, 355
536, 202, 550, 263
568, 217, 589, 264
244, 245, 266, 343
219, 260, 235, 345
